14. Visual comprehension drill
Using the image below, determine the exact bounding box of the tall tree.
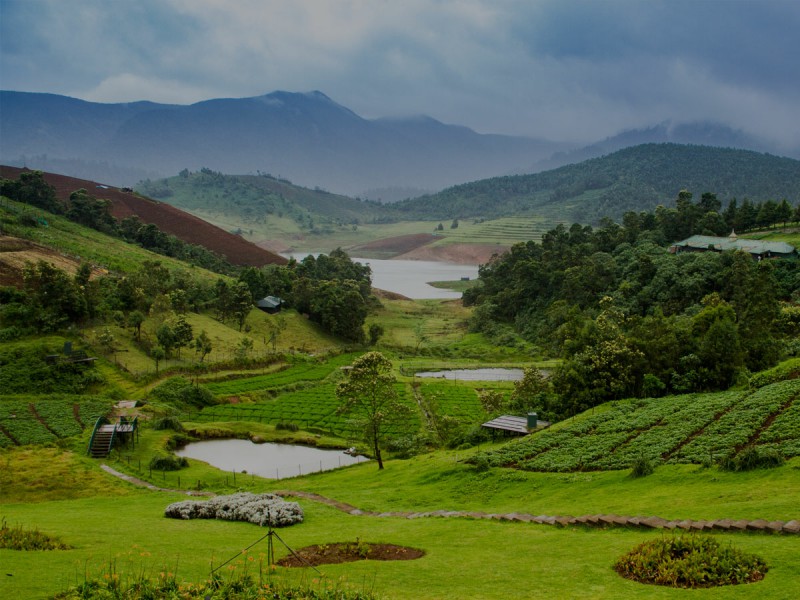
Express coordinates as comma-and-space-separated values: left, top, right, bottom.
335, 352, 410, 469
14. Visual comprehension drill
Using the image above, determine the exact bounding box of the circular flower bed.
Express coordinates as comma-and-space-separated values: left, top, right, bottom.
614, 535, 768, 588
278, 541, 425, 567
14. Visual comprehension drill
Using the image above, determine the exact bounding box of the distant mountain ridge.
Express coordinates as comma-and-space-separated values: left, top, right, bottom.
0, 90, 562, 195
3, 90, 798, 199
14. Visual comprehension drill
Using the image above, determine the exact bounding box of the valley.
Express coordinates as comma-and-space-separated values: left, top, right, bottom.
1, 159, 800, 599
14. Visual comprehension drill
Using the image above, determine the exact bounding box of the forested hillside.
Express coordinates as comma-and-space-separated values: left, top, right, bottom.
464, 191, 800, 418
393, 144, 800, 223
137, 168, 387, 233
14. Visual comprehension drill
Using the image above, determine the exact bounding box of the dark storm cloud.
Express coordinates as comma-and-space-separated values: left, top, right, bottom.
0, 0, 797, 147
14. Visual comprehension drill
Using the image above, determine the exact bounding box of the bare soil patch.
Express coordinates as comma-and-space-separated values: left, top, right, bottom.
350, 233, 437, 255
0, 235, 105, 286
278, 542, 425, 567
396, 242, 507, 264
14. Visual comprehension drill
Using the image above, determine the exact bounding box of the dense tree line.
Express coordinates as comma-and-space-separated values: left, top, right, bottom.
465, 191, 800, 417
236, 248, 373, 343
0, 243, 372, 348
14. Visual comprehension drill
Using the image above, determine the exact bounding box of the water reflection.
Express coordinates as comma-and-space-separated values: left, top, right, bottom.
175, 439, 367, 479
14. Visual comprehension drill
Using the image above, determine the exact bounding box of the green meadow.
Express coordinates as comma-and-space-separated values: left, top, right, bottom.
2, 444, 800, 599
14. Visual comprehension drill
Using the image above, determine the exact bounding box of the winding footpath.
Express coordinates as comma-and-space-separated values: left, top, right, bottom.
101, 464, 799, 534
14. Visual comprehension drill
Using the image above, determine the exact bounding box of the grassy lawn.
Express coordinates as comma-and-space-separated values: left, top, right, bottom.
270, 450, 800, 523
3, 486, 799, 600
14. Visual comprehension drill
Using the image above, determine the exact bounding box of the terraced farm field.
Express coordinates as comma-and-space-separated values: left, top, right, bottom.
440, 216, 569, 245
479, 379, 800, 472
416, 380, 484, 421
202, 353, 358, 397
196, 382, 420, 438
0, 395, 114, 447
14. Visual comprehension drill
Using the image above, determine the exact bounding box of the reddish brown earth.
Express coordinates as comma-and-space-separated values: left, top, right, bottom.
277, 542, 425, 567
396, 242, 507, 264
349, 233, 437, 254
1, 166, 286, 267
349, 233, 507, 264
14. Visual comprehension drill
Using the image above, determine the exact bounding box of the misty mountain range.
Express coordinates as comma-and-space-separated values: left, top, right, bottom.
1, 90, 796, 198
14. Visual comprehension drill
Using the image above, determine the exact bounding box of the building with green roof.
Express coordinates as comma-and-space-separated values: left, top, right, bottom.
669, 232, 797, 259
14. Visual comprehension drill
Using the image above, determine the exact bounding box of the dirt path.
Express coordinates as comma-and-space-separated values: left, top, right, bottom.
100, 464, 213, 496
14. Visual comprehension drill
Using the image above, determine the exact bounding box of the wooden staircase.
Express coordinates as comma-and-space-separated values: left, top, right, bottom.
89, 423, 116, 458
87, 415, 139, 458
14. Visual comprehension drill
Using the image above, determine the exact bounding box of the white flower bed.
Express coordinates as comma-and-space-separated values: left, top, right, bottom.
165, 493, 303, 527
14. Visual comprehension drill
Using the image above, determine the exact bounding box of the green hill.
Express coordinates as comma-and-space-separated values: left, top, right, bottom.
393, 143, 800, 222
136, 169, 388, 236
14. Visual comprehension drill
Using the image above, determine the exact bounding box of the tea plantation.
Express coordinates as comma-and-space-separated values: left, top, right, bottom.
478, 379, 800, 472
0, 395, 114, 447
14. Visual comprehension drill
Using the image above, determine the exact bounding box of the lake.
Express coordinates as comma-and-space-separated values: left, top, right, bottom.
174, 439, 367, 479
285, 253, 479, 299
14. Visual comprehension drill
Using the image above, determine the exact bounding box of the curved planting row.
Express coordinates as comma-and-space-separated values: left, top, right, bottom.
479, 380, 800, 472
204, 354, 357, 396
197, 383, 421, 438
417, 381, 484, 421
674, 380, 800, 463
0, 395, 113, 446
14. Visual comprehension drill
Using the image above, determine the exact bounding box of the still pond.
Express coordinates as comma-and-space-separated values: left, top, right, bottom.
174, 439, 367, 480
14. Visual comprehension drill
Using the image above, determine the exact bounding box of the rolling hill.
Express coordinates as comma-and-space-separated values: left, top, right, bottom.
392, 143, 800, 222
0, 166, 286, 267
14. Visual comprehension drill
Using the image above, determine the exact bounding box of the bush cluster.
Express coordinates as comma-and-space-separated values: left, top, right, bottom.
614, 535, 768, 588
148, 454, 188, 471
629, 454, 656, 478
152, 416, 184, 431
164, 493, 303, 527
0, 517, 70, 550
718, 446, 785, 471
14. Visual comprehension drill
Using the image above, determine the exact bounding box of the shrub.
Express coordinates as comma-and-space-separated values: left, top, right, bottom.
152, 416, 184, 431
148, 454, 188, 471
629, 454, 655, 478
719, 446, 785, 471
614, 535, 768, 588
164, 493, 303, 527
386, 434, 431, 459
0, 326, 21, 342
164, 433, 191, 451
0, 517, 71, 550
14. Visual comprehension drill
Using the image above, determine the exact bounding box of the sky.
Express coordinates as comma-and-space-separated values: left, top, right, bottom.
1, 0, 799, 148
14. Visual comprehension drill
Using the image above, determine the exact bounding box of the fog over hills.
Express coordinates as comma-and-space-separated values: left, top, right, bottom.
2, 90, 798, 198
0, 90, 561, 196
